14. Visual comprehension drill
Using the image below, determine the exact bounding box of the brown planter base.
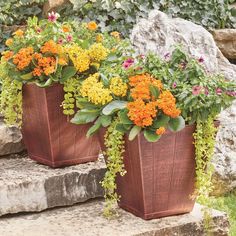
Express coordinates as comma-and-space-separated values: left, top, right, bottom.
22, 83, 100, 168
99, 125, 196, 220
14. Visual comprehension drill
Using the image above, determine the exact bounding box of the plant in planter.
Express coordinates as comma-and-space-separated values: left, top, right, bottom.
0, 13, 123, 167
71, 45, 236, 219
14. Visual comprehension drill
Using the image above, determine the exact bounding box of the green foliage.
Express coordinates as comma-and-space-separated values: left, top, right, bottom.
0, 61, 22, 126
101, 119, 126, 217
193, 117, 217, 204
143, 48, 236, 124
62, 77, 80, 116
207, 192, 236, 236
0, 0, 46, 26
58, 0, 236, 36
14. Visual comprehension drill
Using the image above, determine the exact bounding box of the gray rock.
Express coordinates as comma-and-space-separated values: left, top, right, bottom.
131, 10, 236, 196
0, 120, 24, 156
0, 200, 229, 236
0, 156, 106, 216
131, 10, 236, 81
212, 124, 236, 195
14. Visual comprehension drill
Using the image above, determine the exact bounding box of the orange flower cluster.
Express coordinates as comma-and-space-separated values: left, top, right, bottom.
156, 127, 166, 135
41, 40, 61, 54
13, 47, 34, 70
156, 91, 181, 118
127, 99, 158, 127
32, 53, 56, 76
129, 74, 163, 100
127, 74, 163, 127
2, 51, 14, 61
87, 21, 97, 31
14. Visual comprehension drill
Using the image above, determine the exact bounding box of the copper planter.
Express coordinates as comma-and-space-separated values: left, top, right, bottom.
22, 83, 100, 168
99, 125, 196, 220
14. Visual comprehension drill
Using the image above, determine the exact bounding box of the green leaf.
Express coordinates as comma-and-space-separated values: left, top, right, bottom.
168, 116, 185, 132
149, 84, 159, 99
100, 73, 109, 87
86, 122, 101, 137
144, 130, 161, 142
118, 109, 133, 124
96, 115, 112, 127
102, 100, 128, 115
20, 72, 33, 80
128, 125, 141, 141
71, 109, 100, 124
36, 78, 53, 88
152, 114, 170, 128
115, 123, 128, 133
61, 66, 77, 82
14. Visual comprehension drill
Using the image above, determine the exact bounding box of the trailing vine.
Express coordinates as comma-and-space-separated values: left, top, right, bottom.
0, 77, 22, 126
101, 118, 126, 217
62, 78, 80, 116
193, 116, 217, 203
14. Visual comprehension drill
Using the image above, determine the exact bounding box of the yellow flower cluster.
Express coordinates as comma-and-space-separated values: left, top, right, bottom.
88, 43, 109, 62
110, 77, 127, 97
67, 44, 90, 72
80, 73, 112, 105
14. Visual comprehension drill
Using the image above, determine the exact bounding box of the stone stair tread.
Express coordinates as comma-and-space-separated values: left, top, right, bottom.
0, 200, 229, 236
0, 156, 106, 216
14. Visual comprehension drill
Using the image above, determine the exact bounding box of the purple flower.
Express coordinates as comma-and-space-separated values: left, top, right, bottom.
192, 85, 202, 96
179, 62, 187, 70
198, 56, 204, 63
172, 82, 177, 89
48, 11, 60, 22
216, 88, 223, 95
164, 52, 170, 60
66, 34, 73, 42
123, 58, 134, 69
226, 91, 236, 96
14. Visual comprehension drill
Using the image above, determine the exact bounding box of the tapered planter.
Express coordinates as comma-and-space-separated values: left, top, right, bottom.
99, 125, 196, 220
22, 83, 100, 168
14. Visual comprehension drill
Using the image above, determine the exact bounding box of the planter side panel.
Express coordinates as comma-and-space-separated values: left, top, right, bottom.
22, 84, 100, 167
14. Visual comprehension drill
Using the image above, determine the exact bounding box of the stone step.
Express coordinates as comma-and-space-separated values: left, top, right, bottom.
0, 155, 106, 216
0, 200, 229, 236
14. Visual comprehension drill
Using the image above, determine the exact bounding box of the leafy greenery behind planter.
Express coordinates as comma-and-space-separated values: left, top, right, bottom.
58, 0, 236, 36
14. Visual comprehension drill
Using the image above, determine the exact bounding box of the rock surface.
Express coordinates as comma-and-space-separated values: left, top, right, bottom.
131, 10, 236, 195
0, 120, 24, 156
212, 29, 236, 60
131, 10, 236, 81
0, 200, 229, 236
0, 156, 106, 216
212, 123, 236, 195
43, 0, 69, 16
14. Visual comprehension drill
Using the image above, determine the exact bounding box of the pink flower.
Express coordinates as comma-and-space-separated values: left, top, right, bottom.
123, 58, 134, 69
66, 34, 73, 42
36, 28, 42, 33
216, 88, 223, 95
204, 87, 209, 95
138, 54, 145, 60
58, 38, 64, 44
192, 85, 202, 96
48, 11, 60, 22
180, 62, 187, 70
198, 56, 204, 63
172, 82, 177, 89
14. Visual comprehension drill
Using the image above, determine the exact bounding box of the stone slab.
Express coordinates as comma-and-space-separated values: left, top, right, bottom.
0, 200, 229, 236
0, 156, 106, 216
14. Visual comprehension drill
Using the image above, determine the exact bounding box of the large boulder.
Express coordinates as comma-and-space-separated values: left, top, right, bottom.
0, 119, 24, 156
131, 10, 236, 81
212, 29, 236, 60
131, 10, 236, 195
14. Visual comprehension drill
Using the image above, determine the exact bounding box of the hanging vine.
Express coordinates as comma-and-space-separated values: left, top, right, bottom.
101, 118, 126, 217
